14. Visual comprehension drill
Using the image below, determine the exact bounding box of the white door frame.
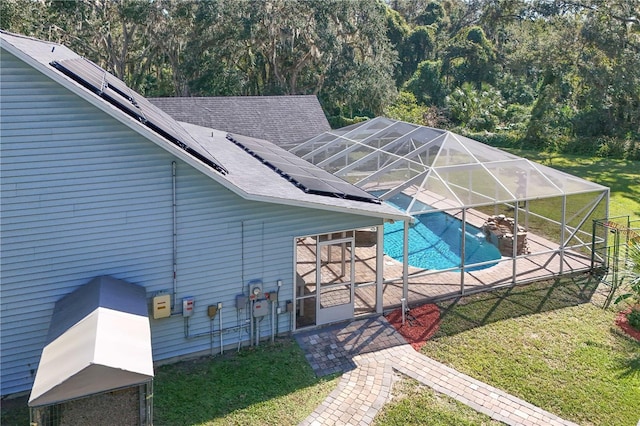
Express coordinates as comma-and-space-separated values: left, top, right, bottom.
316, 236, 355, 325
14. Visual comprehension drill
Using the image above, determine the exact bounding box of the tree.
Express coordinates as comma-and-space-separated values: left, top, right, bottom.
397, 25, 437, 83
183, 0, 397, 117
404, 59, 448, 107
446, 82, 505, 131
443, 25, 497, 89
385, 90, 447, 127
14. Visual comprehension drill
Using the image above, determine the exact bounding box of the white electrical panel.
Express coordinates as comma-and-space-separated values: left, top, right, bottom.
182, 297, 194, 317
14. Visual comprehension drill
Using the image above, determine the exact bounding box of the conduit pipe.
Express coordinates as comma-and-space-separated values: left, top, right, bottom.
210, 314, 214, 356
255, 317, 261, 347
184, 317, 249, 341
271, 300, 275, 343
250, 300, 254, 347
172, 161, 178, 312
219, 304, 224, 355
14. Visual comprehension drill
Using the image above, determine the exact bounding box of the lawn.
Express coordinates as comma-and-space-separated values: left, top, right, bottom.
374, 377, 503, 426
0, 340, 338, 426
509, 150, 640, 221
153, 340, 338, 425
375, 276, 640, 426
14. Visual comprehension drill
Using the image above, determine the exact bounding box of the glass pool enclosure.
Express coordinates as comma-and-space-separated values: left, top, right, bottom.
292, 117, 610, 301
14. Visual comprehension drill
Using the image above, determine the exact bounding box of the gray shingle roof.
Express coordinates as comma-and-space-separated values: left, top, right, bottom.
148, 96, 331, 148
1, 31, 409, 221
181, 123, 410, 221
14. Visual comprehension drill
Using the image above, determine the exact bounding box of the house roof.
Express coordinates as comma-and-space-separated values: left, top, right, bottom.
148, 96, 331, 148
181, 123, 410, 221
28, 276, 153, 407
1, 31, 409, 222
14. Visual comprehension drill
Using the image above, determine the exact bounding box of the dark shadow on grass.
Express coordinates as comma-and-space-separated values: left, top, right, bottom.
610, 328, 640, 380
0, 394, 29, 426
434, 273, 601, 338
617, 353, 640, 380
152, 339, 336, 426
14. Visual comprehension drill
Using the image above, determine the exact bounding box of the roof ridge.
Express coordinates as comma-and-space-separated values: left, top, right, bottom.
0, 29, 61, 46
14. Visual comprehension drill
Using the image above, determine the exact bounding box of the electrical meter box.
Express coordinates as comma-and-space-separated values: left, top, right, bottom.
248, 280, 263, 300
182, 297, 194, 317
253, 300, 269, 317
152, 294, 171, 319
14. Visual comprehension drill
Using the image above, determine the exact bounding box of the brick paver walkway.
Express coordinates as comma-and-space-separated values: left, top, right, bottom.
296, 316, 578, 426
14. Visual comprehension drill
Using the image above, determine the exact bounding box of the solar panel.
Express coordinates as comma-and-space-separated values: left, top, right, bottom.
227, 133, 380, 204
50, 58, 227, 175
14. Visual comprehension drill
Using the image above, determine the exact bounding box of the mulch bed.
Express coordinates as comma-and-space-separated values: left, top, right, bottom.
615, 309, 640, 342
386, 303, 441, 351
387, 303, 640, 350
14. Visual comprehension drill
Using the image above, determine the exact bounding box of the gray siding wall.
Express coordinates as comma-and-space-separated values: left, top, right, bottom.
0, 50, 381, 396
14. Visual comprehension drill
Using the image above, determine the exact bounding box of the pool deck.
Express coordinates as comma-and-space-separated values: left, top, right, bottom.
374, 197, 593, 310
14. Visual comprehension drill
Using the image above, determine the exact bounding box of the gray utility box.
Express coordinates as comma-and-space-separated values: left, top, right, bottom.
252, 300, 269, 317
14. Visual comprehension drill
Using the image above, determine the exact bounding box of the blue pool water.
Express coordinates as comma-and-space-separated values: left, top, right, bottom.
381, 193, 501, 271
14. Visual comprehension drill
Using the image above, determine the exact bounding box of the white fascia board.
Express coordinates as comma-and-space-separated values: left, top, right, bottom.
243, 192, 411, 223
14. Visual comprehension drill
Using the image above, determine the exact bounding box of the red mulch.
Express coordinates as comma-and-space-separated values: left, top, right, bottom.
615, 309, 640, 342
386, 303, 441, 351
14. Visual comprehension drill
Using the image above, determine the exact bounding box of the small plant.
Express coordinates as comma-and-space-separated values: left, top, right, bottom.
615, 239, 640, 330
626, 308, 640, 330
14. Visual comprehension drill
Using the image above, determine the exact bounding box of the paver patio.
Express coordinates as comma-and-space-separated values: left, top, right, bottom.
296, 316, 579, 426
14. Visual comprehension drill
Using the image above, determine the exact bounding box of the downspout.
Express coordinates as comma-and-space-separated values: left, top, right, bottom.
172, 161, 178, 312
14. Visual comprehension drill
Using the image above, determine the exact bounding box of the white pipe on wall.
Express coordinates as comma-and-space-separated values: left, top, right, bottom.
219, 304, 224, 355
271, 300, 275, 343
172, 161, 178, 312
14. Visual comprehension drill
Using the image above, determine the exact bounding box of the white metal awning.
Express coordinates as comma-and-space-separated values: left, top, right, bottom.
28, 276, 153, 407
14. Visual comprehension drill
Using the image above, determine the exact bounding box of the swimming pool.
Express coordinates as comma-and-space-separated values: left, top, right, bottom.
381, 193, 501, 271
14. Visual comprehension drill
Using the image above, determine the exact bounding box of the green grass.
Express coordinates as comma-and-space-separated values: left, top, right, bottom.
375, 275, 640, 426
153, 340, 338, 425
375, 377, 503, 426
0, 340, 337, 426
507, 150, 640, 221
414, 277, 640, 426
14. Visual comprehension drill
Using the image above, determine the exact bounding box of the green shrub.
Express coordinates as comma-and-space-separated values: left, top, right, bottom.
457, 130, 520, 148
627, 309, 640, 330
328, 115, 370, 128
595, 136, 628, 159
